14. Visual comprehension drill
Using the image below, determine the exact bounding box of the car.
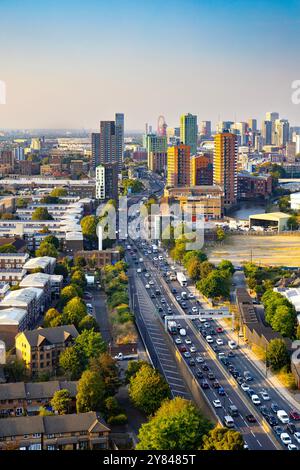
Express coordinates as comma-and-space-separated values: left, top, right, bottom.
149, 280, 154, 285
150, 293, 155, 298
280, 433, 292, 445
175, 337, 182, 345
237, 377, 244, 385
179, 345, 187, 353
192, 307, 198, 313
216, 327, 223, 333
201, 363, 209, 371
204, 322, 210, 328
188, 293, 194, 299
228, 340, 238, 349
288, 444, 298, 451
161, 298, 166, 303
218, 387, 225, 396
196, 369, 204, 379
240, 383, 250, 392
216, 338, 224, 346
189, 358, 196, 366
290, 410, 300, 421
185, 337, 192, 345
271, 403, 280, 414
206, 335, 214, 343
227, 351, 235, 358
176, 296, 181, 301
294, 432, 300, 444
243, 371, 253, 382
267, 415, 278, 426
277, 410, 289, 424
183, 351, 191, 359
190, 345, 197, 353
260, 391, 270, 401
199, 318, 206, 323
145, 273, 150, 277
196, 355, 204, 363
273, 426, 285, 436
213, 380, 220, 389
246, 414, 257, 423
247, 388, 255, 397
207, 371, 215, 380
145, 284, 150, 289
213, 399, 222, 408
260, 405, 270, 417
287, 423, 297, 435
251, 395, 261, 405
201, 380, 209, 389
171, 287, 177, 294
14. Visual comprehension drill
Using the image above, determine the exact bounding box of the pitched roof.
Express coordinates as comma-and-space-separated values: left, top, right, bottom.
19, 325, 79, 347
0, 380, 78, 401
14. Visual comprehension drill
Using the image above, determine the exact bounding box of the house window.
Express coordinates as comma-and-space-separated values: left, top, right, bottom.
32, 433, 41, 438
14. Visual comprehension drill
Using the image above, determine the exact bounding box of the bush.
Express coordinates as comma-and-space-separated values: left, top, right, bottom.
107, 414, 128, 425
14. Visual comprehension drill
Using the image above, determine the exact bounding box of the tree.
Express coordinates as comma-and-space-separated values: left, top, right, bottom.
125, 360, 149, 383
129, 364, 171, 415
266, 338, 290, 371
218, 260, 235, 275
187, 259, 202, 281
4, 358, 26, 382
32, 207, 53, 221
60, 285, 81, 305
71, 269, 87, 288
16, 197, 28, 208
216, 227, 226, 241
51, 389, 72, 415
202, 427, 244, 450
44, 308, 61, 327
59, 346, 84, 379
89, 353, 120, 397
170, 241, 186, 262
199, 261, 215, 278
197, 270, 230, 299
54, 262, 69, 279
39, 407, 54, 416
43, 235, 59, 249
1, 213, 15, 220
75, 329, 107, 367
296, 324, 300, 340
78, 315, 99, 332
74, 256, 87, 268
50, 187, 67, 197
76, 370, 105, 412
271, 305, 296, 337
80, 215, 98, 240
136, 397, 212, 450
62, 297, 87, 326
35, 241, 58, 258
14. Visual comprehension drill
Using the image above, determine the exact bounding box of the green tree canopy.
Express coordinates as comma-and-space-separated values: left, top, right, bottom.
60, 285, 81, 305
202, 427, 244, 450
80, 215, 98, 240
76, 370, 106, 413
75, 329, 107, 367
62, 296, 87, 326
129, 364, 171, 415
51, 389, 72, 415
50, 187, 68, 198
78, 315, 99, 332
32, 207, 53, 221
218, 260, 235, 275
266, 338, 290, 371
187, 259, 202, 281
136, 397, 212, 450
71, 269, 87, 288
0, 243, 17, 253
59, 346, 84, 380
35, 241, 58, 258
43, 234, 59, 249
89, 352, 120, 397
44, 308, 62, 328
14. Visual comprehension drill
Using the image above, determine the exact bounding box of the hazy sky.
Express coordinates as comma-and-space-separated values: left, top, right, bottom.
0, 0, 300, 130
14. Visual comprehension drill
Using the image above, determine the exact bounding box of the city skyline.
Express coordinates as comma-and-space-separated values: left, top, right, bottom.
0, 0, 300, 129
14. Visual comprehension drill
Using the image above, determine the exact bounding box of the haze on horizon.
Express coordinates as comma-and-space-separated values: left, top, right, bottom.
0, 0, 300, 130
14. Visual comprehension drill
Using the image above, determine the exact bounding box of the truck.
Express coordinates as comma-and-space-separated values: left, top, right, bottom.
177, 272, 187, 287
167, 320, 177, 335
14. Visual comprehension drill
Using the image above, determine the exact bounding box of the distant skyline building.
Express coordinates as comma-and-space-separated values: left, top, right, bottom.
191, 154, 213, 186
274, 118, 290, 147
213, 131, 237, 209
91, 132, 100, 170
180, 113, 197, 156
146, 134, 167, 173
199, 121, 212, 139
248, 119, 257, 132
167, 144, 191, 187
261, 120, 273, 145
216, 121, 234, 134
115, 113, 125, 169
157, 115, 167, 136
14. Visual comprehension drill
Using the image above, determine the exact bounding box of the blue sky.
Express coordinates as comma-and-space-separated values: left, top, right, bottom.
0, 0, 299, 130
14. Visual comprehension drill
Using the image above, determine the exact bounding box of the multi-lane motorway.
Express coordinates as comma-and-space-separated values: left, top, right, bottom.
124, 173, 300, 450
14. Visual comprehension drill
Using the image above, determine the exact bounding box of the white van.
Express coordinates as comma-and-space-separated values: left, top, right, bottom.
224, 415, 234, 428
277, 410, 289, 424
228, 340, 237, 350
179, 328, 187, 337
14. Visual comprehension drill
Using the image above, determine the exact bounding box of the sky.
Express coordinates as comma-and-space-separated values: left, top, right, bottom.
0, 0, 300, 130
